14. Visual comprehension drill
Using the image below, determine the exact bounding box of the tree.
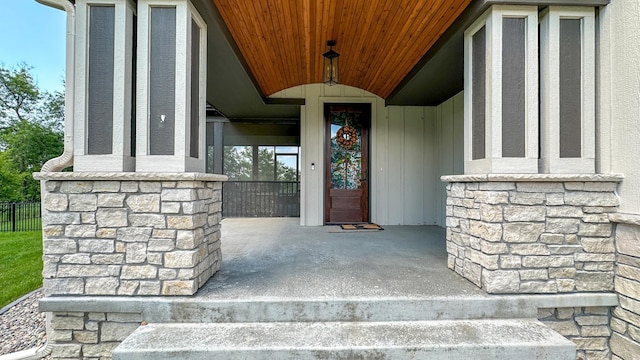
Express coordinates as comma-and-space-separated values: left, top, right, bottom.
223, 145, 298, 181
0, 65, 40, 125
223, 146, 252, 180
0, 64, 64, 201
0, 153, 21, 201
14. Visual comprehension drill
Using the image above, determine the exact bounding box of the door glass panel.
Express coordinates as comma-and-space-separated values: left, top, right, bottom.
329, 107, 364, 190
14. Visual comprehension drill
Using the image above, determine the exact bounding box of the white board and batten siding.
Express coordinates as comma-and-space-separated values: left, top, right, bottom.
270, 84, 463, 227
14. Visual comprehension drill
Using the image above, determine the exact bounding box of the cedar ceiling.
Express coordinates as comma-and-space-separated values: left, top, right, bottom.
212, 0, 471, 99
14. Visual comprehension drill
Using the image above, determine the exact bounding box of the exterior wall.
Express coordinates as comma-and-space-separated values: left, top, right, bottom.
609, 217, 640, 359
597, 1, 640, 357
598, 0, 640, 216
443, 175, 622, 294
538, 306, 612, 360
48, 311, 142, 359
434, 92, 465, 227
35, 172, 225, 296
270, 85, 463, 226
383, 105, 436, 226
35, 172, 226, 358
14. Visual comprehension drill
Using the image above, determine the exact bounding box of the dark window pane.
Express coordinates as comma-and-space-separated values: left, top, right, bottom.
87, 5, 115, 155
149, 7, 176, 155
560, 19, 582, 158
502, 17, 526, 157
472, 26, 486, 160
190, 18, 200, 158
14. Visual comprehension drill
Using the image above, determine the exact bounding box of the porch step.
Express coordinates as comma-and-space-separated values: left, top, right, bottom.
113, 319, 575, 360
41, 292, 612, 323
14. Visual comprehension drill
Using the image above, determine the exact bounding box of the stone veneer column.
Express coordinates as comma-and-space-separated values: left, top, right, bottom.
538, 306, 612, 360
608, 213, 640, 359
34, 172, 226, 296
441, 174, 623, 294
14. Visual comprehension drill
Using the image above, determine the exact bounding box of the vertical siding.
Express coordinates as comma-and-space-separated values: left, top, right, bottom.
453, 92, 465, 175
403, 107, 425, 224
371, 94, 389, 224
434, 103, 445, 226
423, 107, 438, 225
434, 92, 465, 227
271, 85, 463, 226
386, 106, 405, 225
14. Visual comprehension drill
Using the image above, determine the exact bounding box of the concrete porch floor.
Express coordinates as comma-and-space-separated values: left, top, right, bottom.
198, 217, 487, 299
111, 218, 605, 359
41, 217, 618, 323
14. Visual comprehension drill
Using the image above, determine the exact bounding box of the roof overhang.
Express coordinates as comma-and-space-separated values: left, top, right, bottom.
193, 0, 610, 119
387, 0, 610, 106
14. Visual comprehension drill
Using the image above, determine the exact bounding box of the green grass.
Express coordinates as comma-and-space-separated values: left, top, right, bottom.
0, 231, 43, 308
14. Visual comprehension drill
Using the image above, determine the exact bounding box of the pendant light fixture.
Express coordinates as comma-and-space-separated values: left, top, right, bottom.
323, 40, 339, 85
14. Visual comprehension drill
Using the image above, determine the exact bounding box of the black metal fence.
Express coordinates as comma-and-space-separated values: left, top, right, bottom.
223, 181, 300, 217
0, 202, 42, 232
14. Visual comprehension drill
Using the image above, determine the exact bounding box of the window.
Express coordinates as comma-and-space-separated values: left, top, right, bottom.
223, 145, 300, 181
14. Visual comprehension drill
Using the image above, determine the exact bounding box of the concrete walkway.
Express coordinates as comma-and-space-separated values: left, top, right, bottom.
197, 218, 487, 299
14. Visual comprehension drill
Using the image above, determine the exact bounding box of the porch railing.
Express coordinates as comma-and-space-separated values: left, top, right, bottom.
0, 202, 42, 232
223, 181, 300, 217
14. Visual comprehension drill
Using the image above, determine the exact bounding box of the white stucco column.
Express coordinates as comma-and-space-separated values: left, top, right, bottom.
135, 0, 207, 173
463, 5, 539, 174
73, 0, 136, 172
540, 7, 596, 174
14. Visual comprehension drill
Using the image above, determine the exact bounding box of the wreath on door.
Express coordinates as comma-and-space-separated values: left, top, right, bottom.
336, 125, 358, 149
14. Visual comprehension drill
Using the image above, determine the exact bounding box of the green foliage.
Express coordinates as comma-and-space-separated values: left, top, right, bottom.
0, 153, 21, 201
224, 146, 299, 181
0, 64, 64, 201
2, 120, 63, 200
0, 231, 43, 308
224, 146, 252, 180
0, 65, 40, 124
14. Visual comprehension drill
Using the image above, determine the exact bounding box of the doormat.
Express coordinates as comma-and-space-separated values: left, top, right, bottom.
326, 223, 384, 232
342, 223, 383, 230
325, 224, 384, 233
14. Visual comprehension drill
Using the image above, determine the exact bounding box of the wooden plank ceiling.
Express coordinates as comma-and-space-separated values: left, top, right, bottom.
212, 0, 471, 99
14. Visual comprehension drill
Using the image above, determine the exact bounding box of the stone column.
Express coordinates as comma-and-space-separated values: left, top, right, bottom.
35, 171, 226, 358
442, 174, 622, 294
73, 0, 136, 172
608, 213, 640, 359
35, 172, 226, 296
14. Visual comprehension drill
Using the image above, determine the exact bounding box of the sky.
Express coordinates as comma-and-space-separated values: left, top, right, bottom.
0, 0, 66, 93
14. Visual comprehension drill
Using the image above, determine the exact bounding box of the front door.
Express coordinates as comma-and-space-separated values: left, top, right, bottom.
324, 103, 370, 224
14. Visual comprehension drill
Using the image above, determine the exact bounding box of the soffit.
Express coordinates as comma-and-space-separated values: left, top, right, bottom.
211, 0, 471, 99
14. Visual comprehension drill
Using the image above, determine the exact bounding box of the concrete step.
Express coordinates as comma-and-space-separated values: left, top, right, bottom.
40, 292, 618, 323
113, 319, 576, 360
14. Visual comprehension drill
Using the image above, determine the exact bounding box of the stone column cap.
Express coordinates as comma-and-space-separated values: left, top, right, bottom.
34, 172, 228, 182
441, 173, 624, 183
609, 212, 640, 226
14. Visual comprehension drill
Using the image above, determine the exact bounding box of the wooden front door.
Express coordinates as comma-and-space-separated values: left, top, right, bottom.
324, 103, 370, 224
